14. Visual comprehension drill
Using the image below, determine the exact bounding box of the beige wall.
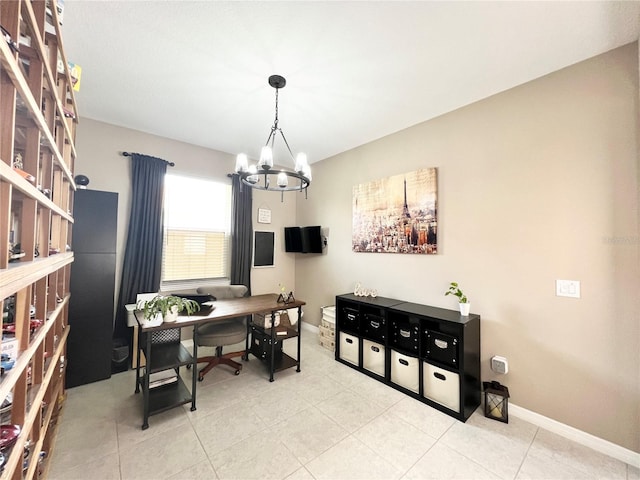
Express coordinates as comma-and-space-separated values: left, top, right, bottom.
295, 43, 639, 452
73, 119, 296, 306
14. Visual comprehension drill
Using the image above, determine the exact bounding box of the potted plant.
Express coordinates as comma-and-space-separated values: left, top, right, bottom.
137, 295, 200, 324
445, 282, 471, 316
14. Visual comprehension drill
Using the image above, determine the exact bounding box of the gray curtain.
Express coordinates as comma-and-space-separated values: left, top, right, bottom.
114, 154, 169, 341
230, 174, 253, 294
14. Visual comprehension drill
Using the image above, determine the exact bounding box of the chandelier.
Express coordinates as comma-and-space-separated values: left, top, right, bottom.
234, 75, 311, 200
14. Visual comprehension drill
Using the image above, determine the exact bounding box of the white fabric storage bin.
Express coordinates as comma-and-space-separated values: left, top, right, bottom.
322, 305, 336, 323
390, 350, 419, 393
321, 306, 336, 330
423, 362, 460, 413
339, 332, 359, 366
362, 339, 385, 377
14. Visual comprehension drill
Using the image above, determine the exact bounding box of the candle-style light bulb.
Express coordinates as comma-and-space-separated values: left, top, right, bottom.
302, 163, 312, 181
277, 171, 288, 188
235, 153, 248, 173
295, 152, 308, 174
247, 164, 259, 184
258, 146, 273, 170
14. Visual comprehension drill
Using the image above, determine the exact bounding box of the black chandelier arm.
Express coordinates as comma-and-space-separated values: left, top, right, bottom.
239, 169, 310, 192
265, 125, 277, 147
277, 128, 297, 162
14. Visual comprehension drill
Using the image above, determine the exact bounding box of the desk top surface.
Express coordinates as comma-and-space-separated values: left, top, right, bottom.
138, 293, 305, 332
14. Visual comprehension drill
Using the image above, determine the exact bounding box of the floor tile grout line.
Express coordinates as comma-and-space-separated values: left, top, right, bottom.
514, 425, 540, 480
188, 415, 221, 480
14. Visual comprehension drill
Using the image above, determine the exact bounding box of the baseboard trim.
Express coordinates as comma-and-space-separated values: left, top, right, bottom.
509, 403, 640, 467
300, 321, 319, 334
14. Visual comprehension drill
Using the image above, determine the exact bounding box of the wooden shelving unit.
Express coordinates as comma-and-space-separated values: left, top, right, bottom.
0, 1, 77, 478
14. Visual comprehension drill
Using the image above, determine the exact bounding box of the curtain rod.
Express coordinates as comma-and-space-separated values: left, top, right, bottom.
121, 151, 175, 167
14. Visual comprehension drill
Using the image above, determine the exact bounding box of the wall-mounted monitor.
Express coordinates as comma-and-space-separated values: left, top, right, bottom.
284, 227, 303, 253
284, 225, 324, 253
302, 226, 323, 254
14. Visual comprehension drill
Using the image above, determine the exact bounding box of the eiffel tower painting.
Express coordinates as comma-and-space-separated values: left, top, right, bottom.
352, 168, 438, 254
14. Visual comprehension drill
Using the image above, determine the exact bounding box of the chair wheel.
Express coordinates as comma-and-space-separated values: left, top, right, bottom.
198, 376, 204, 382
234, 370, 240, 375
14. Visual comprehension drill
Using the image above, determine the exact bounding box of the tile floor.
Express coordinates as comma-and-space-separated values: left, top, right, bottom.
48, 332, 639, 480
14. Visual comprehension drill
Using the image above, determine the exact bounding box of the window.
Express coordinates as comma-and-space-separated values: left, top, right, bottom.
161, 174, 231, 290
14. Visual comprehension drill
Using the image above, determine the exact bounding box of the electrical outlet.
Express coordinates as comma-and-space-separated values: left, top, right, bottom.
556, 279, 580, 298
491, 355, 509, 374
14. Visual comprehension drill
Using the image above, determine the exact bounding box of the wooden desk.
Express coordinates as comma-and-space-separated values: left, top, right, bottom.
134, 293, 305, 429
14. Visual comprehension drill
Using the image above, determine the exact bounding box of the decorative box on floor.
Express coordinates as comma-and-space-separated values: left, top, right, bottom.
483, 381, 510, 423
319, 305, 336, 351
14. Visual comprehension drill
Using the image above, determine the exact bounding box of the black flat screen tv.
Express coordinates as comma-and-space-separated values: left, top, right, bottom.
284, 226, 323, 253
302, 226, 323, 253
284, 227, 303, 253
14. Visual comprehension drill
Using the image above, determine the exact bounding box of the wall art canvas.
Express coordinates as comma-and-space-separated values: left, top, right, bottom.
353, 168, 437, 254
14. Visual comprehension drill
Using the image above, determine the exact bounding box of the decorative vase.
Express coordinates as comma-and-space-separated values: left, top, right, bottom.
459, 303, 471, 316
163, 306, 179, 323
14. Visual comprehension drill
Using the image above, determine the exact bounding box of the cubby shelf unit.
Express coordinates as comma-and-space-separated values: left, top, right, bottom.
0, 1, 78, 478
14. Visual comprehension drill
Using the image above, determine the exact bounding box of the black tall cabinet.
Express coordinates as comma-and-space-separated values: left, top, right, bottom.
67, 189, 118, 388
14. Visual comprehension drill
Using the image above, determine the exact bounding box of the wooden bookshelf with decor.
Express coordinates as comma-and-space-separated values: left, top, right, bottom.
0, 0, 77, 478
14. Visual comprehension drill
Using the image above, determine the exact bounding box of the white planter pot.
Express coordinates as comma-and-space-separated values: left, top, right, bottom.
163, 306, 179, 323
459, 303, 471, 316
142, 313, 163, 327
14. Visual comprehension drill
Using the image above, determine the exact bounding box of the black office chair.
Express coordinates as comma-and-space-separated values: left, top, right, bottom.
193, 285, 248, 381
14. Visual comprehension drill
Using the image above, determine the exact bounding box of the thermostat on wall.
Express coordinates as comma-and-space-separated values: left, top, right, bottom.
491, 355, 509, 374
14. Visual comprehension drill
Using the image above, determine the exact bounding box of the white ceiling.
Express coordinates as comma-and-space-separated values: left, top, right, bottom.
63, 1, 640, 165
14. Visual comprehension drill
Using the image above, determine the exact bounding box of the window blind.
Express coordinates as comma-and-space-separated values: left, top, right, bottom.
161, 174, 231, 289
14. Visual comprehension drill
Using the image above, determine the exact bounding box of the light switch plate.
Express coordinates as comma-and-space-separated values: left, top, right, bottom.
556, 279, 580, 298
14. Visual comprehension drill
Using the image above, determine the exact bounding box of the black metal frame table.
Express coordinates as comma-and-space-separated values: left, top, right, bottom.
134, 294, 306, 428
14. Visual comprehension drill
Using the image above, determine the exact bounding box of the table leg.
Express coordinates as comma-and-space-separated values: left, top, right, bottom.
296, 305, 301, 372
191, 325, 197, 412
142, 331, 151, 429
243, 315, 250, 361
135, 326, 141, 394
269, 311, 275, 382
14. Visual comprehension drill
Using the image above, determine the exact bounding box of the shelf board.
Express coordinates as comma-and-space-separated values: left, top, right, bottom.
0, 252, 73, 299
251, 324, 298, 340
0, 161, 74, 221
142, 342, 192, 373
272, 352, 298, 372
146, 377, 192, 417
250, 349, 298, 372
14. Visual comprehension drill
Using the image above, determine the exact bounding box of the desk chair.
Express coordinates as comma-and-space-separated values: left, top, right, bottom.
194, 285, 249, 381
